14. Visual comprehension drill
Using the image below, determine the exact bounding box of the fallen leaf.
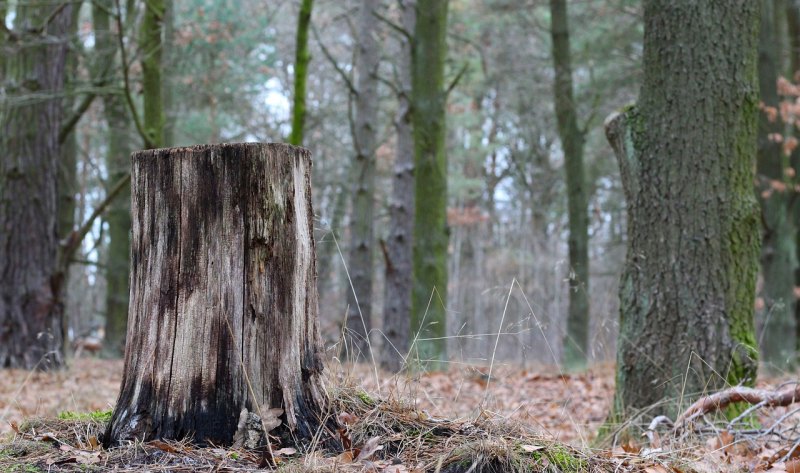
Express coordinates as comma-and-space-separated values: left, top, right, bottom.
338, 411, 358, 425
275, 447, 297, 456
644, 466, 670, 473
520, 444, 546, 453
787, 459, 800, 473
338, 427, 352, 450
355, 436, 383, 462
337, 449, 355, 463
149, 439, 178, 453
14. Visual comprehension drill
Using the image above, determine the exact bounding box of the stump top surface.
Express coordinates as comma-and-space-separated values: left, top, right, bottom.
131, 142, 308, 158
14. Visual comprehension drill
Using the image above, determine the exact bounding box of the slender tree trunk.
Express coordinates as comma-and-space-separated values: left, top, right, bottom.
549, 0, 589, 370
57, 4, 82, 348
93, 0, 133, 357
344, 0, 381, 361
757, 0, 797, 369
0, 1, 73, 369
163, 0, 176, 147
105, 143, 333, 448
410, 0, 449, 369
289, 0, 313, 146
381, 0, 416, 372
141, 0, 165, 148
58, 4, 83, 244
786, 0, 800, 350
605, 1, 760, 418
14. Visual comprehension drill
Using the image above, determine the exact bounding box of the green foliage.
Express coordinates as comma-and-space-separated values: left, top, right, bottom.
57, 409, 113, 423
169, 0, 280, 145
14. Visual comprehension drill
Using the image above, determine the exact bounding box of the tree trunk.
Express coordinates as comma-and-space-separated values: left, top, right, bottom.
785, 0, 800, 351
549, 0, 589, 370
141, 0, 165, 147
58, 4, 83, 244
163, 0, 176, 147
381, 0, 416, 373
411, 0, 449, 369
344, 0, 382, 361
0, 1, 73, 369
93, 0, 133, 357
289, 0, 313, 146
604, 1, 761, 418
105, 143, 331, 447
757, 0, 797, 369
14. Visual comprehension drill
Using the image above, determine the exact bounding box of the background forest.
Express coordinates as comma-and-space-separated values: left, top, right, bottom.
8, 0, 800, 471
2, 0, 645, 369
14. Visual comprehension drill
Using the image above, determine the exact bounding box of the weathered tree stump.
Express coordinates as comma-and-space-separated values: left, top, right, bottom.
105, 143, 331, 448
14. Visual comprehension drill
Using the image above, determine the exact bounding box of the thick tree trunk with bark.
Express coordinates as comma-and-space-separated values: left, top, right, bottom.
549, 0, 589, 369
605, 1, 761, 417
411, 0, 449, 369
345, 0, 381, 360
0, 2, 73, 369
105, 143, 331, 447
381, 0, 416, 373
757, 0, 797, 369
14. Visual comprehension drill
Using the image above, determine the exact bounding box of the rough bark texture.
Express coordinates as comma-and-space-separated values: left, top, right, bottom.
549, 0, 590, 369
105, 143, 331, 447
757, 0, 797, 369
289, 0, 313, 146
411, 0, 449, 369
604, 1, 761, 417
382, 0, 416, 373
141, 0, 165, 147
0, 1, 73, 369
93, 0, 133, 357
344, 0, 381, 360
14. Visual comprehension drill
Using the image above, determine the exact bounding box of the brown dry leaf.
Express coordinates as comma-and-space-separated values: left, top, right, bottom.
787, 459, 800, 473
88, 435, 99, 450
644, 466, 670, 473
337, 449, 355, 463
37, 432, 59, 442
75, 451, 101, 465
149, 439, 178, 453
710, 430, 735, 454
9, 421, 19, 434
622, 439, 640, 454
338, 427, 352, 450
355, 436, 383, 462
338, 411, 358, 425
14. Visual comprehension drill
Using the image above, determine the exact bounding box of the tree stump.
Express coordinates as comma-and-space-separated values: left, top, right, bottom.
105, 143, 331, 448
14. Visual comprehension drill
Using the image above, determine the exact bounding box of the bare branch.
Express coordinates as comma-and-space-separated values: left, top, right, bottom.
58, 173, 131, 272
675, 385, 800, 430
311, 23, 358, 96
444, 62, 469, 98
372, 9, 411, 42
114, 0, 153, 149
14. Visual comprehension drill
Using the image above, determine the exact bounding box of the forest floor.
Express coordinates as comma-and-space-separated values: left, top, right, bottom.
1, 357, 799, 471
